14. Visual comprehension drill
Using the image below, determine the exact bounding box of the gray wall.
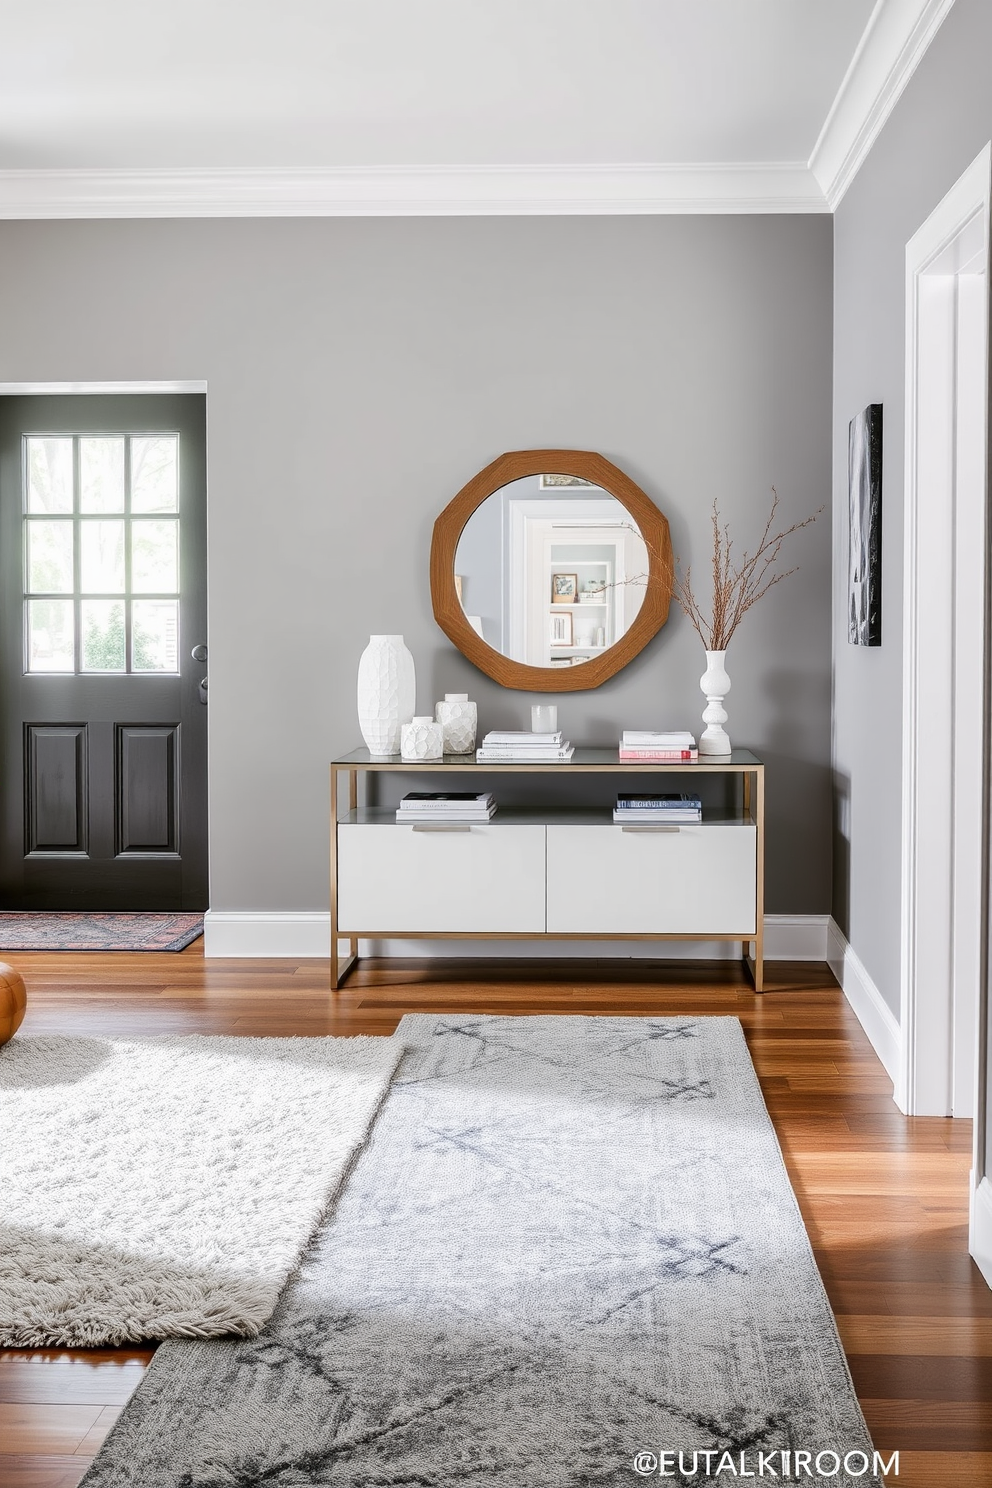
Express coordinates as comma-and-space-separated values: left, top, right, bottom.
832, 0, 992, 1013
0, 213, 832, 916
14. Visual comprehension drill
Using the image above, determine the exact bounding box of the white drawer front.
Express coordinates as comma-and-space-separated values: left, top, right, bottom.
546, 824, 756, 935
338, 824, 547, 933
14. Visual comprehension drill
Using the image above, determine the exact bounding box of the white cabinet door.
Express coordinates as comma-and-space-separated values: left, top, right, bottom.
546, 824, 756, 935
338, 824, 547, 933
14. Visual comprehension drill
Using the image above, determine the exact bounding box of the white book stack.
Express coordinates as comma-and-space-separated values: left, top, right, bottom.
396, 791, 497, 822
475, 730, 574, 763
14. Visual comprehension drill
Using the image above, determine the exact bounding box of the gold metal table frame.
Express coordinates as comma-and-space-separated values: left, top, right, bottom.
330, 747, 764, 992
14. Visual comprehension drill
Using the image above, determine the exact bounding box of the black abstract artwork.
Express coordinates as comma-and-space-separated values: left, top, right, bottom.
848, 402, 882, 646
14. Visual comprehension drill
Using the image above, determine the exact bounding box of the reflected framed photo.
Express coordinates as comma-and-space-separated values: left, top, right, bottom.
540, 473, 596, 489
848, 403, 882, 646
550, 611, 573, 646
551, 572, 578, 604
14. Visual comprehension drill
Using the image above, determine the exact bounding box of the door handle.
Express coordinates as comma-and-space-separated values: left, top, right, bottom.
191, 644, 208, 705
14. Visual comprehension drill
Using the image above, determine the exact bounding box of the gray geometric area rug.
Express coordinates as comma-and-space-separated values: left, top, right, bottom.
0, 1034, 402, 1347
82, 1015, 881, 1488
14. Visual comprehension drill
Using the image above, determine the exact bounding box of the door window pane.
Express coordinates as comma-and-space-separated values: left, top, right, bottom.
26, 438, 74, 514
27, 520, 74, 593
81, 600, 126, 671
132, 600, 179, 672
80, 437, 125, 512
131, 436, 178, 513
27, 599, 74, 671
80, 520, 125, 593
132, 519, 178, 593
21, 430, 186, 676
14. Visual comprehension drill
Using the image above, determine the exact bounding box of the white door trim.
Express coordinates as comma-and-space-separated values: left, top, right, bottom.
0, 381, 207, 394
900, 144, 991, 1117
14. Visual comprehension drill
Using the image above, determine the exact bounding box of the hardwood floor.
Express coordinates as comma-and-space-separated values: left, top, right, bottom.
1, 947, 989, 1487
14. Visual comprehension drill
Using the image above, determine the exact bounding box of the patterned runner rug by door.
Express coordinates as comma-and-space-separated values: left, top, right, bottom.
0, 912, 204, 951
81, 1014, 881, 1488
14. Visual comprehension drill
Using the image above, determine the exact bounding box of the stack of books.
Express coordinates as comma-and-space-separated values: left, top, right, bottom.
475, 730, 575, 762
618, 730, 698, 761
396, 791, 497, 822
613, 792, 703, 824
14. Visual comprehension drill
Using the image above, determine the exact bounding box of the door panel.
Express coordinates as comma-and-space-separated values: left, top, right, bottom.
116, 724, 179, 855
0, 395, 207, 909
25, 724, 88, 854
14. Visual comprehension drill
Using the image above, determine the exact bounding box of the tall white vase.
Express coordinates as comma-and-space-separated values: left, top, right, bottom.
698, 649, 732, 755
357, 635, 416, 755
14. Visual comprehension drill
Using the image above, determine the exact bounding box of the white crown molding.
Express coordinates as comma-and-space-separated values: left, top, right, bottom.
0, 162, 828, 220
809, 0, 957, 210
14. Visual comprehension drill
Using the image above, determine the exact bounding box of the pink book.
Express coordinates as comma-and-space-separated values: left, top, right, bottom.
618, 748, 699, 761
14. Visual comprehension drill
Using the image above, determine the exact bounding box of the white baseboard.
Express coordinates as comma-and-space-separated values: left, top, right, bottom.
204, 911, 830, 961
764, 914, 831, 961
826, 917, 902, 1088
203, 911, 331, 958
969, 1175, 992, 1290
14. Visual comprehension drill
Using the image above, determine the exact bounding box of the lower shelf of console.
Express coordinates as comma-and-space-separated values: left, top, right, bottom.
336, 809, 757, 938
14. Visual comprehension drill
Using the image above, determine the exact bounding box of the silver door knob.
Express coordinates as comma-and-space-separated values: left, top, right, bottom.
191, 643, 208, 663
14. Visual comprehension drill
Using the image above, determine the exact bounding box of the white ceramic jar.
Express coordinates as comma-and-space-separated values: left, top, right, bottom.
400, 715, 444, 761
435, 693, 477, 754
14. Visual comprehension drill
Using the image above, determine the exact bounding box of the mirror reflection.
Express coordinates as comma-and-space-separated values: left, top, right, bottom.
453, 474, 649, 668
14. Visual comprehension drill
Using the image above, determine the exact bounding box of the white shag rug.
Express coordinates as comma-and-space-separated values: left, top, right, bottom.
0, 1033, 402, 1347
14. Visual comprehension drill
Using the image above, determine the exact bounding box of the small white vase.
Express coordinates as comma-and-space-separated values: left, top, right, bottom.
435, 693, 477, 754
357, 634, 416, 756
699, 649, 732, 755
401, 716, 444, 762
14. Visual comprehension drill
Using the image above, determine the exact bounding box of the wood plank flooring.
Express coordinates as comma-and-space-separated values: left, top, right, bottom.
1, 947, 989, 1487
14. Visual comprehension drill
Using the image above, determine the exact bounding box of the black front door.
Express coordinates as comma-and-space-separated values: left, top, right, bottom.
0, 395, 207, 910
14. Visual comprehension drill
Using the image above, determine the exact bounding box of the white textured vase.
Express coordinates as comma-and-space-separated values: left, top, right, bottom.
699, 649, 732, 755
357, 634, 416, 756
435, 693, 477, 754
400, 716, 444, 762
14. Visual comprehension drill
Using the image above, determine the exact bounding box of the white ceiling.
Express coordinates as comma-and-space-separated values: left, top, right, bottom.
0, 0, 955, 216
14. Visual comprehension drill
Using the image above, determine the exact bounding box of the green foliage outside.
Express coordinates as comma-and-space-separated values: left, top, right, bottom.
83, 603, 157, 671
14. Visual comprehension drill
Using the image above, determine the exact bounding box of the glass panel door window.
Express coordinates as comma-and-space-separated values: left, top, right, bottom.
23, 433, 180, 674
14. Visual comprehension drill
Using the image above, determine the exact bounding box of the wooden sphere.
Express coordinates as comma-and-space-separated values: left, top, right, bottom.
0, 963, 26, 1046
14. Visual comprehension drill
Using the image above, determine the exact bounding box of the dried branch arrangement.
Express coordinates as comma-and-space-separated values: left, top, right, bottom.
673, 490, 821, 652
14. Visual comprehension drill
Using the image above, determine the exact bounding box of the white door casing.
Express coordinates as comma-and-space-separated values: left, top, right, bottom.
900, 144, 990, 1133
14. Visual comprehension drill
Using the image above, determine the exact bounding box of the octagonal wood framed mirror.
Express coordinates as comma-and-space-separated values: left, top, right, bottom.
430, 449, 673, 692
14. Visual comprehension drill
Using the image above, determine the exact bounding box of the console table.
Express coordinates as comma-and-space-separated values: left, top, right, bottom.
330, 748, 764, 991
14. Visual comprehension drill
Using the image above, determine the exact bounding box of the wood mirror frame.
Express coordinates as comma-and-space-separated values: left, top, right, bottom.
430, 449, 673, 692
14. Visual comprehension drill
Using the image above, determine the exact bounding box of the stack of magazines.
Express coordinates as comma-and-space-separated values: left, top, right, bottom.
618, 730, 698, 761
613, 792, 703, 824
476, 730, 574, 762
396, 791, 497, 822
